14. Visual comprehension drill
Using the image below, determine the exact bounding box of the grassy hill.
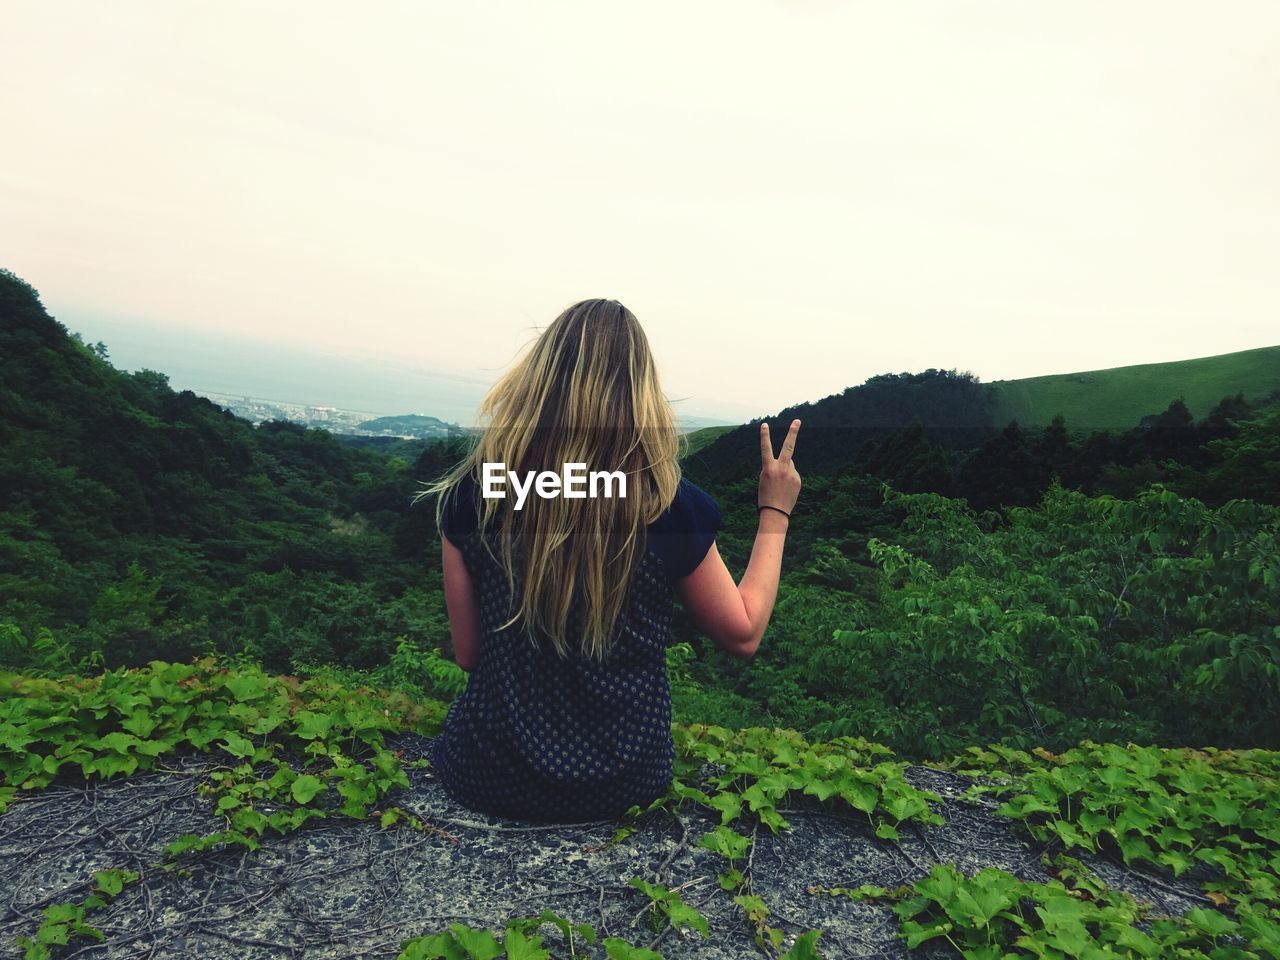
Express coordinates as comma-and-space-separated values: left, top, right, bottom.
679, 425, 736, 458
988, 345, 1280, 429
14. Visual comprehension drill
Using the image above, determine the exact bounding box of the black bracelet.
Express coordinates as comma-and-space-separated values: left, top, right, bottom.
758, 505, 791, 520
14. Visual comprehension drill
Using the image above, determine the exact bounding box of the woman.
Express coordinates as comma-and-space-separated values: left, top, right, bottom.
416, 299, 801, 823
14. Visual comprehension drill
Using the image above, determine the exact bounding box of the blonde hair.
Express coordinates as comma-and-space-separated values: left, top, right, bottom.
413, 299, 685, 660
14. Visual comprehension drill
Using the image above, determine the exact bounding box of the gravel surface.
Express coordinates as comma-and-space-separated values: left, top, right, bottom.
0, 735, 1210, 959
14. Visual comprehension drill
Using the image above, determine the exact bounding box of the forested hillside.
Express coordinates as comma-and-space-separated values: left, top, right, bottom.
685, 381, 1279, 513
3, 265, 1279, 958
0, 267, 465, 674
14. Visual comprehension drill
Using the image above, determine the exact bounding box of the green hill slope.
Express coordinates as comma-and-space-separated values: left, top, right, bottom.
989, 345, 1280, 429
679, 425, 736, 458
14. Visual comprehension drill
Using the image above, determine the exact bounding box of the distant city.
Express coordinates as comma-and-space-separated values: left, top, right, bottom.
198, 389, 728, 439
198, 391, 464, 440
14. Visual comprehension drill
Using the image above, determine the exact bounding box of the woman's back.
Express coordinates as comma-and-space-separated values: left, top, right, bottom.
417, 298, 801, 824
428, 471, 721, 822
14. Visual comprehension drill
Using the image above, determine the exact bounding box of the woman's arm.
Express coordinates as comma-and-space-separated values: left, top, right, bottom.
441, 537, 482, 671
674, 420, 802, 659
674, 518, 788, 658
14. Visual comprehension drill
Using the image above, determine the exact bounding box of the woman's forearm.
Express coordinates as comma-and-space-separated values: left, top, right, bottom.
736, 510, 790, 651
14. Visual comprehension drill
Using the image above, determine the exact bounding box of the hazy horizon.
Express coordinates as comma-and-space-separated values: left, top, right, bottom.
51, 305, 767, 426
4, 2, 1279, 418
46, 298, 1277, 430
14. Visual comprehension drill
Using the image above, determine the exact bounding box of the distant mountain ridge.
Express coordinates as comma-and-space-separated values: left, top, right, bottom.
355, 414, 461, 439
683, 346, 1280, 481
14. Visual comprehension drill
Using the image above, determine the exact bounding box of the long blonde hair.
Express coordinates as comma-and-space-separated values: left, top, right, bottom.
414, 299, 685, 660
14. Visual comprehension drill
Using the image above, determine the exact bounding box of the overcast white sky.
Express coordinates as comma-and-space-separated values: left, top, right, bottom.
2, 1, 1277, 420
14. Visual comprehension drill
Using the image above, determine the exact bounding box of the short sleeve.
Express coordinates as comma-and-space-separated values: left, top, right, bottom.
438, 473, 480, 547
647, 478, 722, 580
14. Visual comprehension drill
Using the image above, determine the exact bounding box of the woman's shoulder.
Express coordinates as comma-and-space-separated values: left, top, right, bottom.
650, 477, 721, 533
646, 477, 721, 579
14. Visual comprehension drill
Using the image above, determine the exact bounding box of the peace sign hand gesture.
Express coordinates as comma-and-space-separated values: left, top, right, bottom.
759, 419, 802, 516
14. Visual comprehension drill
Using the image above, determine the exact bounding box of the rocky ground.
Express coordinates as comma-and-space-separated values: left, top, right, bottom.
0, 733, 1208, 959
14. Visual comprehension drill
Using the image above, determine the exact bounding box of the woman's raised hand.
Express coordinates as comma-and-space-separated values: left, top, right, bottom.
758, 419, 802, 515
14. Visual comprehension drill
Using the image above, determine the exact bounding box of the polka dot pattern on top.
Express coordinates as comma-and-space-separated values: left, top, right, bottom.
427, 474, 721, 823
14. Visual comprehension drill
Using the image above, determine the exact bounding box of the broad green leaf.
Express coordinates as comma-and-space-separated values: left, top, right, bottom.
399, 932, 467, 960
92, 732, 140, 755
218, 733, 255, 759
93, 868, 139, 897
445, 925, 501, 960
801, 778, 838, 802
902, 918, 952, 949
225, 673, 268, 702
840, 780, 878, 815
1185, 907, 1237, 938
706, 791, 742, 825
667, 902, 709, 939
874, 823, 899, 841
914, 865, 960, 906
698, 825, 750, 861
291, 774, 326, 804
293, 710, 333, 741
718, 867, 744, 891
602, 939, 663, 960
120, 711, 157, 738
501, 928, 549, 960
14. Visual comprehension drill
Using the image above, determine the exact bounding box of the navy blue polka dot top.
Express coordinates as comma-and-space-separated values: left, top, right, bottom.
428, 472, 721, 823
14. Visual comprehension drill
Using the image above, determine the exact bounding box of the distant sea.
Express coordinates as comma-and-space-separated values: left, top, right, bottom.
62, 311, 741, 430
